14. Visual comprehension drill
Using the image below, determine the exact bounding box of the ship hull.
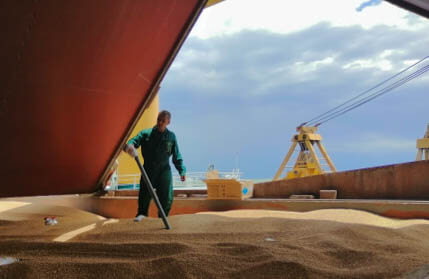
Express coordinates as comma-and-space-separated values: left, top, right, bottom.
255, 160, 429, 200
0, 0, 205, 197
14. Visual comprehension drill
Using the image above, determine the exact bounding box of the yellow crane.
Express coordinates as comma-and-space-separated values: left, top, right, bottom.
273, 126, 336, 180
273, 56, 428, 181
416, 124, 429, 161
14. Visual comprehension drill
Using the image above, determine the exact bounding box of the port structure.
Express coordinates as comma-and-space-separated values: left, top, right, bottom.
273, 126, 336, 180
416, 124, 429, 161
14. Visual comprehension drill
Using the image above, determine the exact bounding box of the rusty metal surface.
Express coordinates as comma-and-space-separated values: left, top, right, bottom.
254, 160, 429, 199
0, 0, 204, 197
67, 196, 429, 220
6, 195, 429, 220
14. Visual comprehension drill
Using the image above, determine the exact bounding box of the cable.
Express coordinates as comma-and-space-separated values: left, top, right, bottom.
312, 65, 429, 125
315, 65, 429, 125
304, 56, 429, 126
300, 56, 429, 127
318, 65, 429, 125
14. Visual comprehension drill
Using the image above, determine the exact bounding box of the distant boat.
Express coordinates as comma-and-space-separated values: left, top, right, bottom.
173, 168, 243, 189
108, 165, 243, 190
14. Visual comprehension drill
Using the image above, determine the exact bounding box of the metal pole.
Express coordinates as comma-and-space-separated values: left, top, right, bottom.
134, 156, 171, 230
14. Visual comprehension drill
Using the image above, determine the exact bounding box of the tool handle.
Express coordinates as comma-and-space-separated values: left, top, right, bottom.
134, 156, 171, 230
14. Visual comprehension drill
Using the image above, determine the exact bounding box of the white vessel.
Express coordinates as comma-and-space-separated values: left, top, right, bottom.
110, 165, 243, 190
173, 168, 243, 189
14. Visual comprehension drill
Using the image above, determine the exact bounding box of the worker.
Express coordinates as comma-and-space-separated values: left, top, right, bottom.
124, 110, 186, 222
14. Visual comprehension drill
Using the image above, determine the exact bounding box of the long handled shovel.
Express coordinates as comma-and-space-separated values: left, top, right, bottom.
133, 156, 171, 230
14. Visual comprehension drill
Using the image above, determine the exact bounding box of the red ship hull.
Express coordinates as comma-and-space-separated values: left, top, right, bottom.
0, 0, 205, 197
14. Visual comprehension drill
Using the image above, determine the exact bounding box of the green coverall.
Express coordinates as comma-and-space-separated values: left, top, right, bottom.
127, 126, 186, 217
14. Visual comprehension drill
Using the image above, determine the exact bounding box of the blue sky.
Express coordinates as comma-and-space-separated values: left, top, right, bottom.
160, 0, 429, 179
356, 0, 382, 12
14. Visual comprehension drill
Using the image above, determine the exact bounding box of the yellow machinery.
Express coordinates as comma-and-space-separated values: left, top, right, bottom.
206, 0, 224, 7
416, 124, 429, 161
273, 126, 336, 180
116, 95, 159, 180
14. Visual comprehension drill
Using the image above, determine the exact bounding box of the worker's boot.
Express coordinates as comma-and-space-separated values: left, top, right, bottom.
134, 215, 146, 222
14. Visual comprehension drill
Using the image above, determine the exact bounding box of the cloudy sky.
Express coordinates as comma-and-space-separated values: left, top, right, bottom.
160, 0, 429, 179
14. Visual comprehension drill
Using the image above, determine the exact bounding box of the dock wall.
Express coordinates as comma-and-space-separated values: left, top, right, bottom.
254, 160, 429, 199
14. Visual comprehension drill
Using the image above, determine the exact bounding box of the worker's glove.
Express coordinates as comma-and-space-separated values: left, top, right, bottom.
180, 175, 186, 182
124, 144, 138, 158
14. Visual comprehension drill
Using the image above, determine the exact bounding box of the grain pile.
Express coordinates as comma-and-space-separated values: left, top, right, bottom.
1, 200, 429, 278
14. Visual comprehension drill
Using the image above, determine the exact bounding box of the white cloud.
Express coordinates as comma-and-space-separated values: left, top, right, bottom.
162, 1, 429, 177
192, 0, 426, 39
403, 59, 420, 66
343, 58, 393, 71
341, 49, 411, 71
294, 57, 335, 73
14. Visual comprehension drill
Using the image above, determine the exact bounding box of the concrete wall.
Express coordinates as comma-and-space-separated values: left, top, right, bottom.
254, 160, 429, 199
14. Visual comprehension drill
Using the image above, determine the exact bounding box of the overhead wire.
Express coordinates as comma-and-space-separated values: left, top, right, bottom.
304, 56, 429, 126
314, 64, 429, 126
299, 56, 429, 128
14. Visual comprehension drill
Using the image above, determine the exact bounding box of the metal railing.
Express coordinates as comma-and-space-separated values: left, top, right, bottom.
115, 173, 140, 190
110, 170, 244, 191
